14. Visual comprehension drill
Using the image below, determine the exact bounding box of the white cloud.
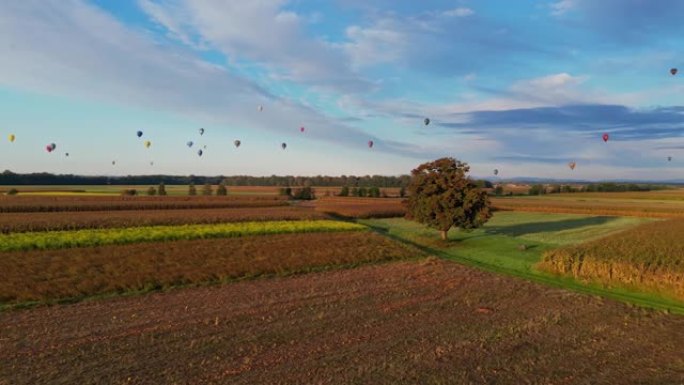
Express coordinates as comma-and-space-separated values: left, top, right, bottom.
0, 0, 387, 153
550, 0, 576, 16
137, 0, 371, 93
344, 20, 407, 69
443, 7, 474, 17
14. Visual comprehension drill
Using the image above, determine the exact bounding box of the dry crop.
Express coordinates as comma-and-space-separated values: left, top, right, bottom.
538, 218, 684, 300
492, 197, 684, 218
311, 197, 406, 218
0, 206, 327, 233
0, 220, 364, 252
0, 195, 288, 213
0, 232, 421, 305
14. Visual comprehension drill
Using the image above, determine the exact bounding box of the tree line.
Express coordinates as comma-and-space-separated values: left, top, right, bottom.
0, 170, 411, 187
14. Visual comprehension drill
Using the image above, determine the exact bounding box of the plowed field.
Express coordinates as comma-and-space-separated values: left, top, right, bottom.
2, 260, 683, 385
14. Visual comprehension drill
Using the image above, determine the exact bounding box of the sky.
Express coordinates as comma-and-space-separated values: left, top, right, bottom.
1, 0, 683, 180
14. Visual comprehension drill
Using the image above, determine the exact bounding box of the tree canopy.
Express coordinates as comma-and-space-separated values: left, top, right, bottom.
405, 158, 492, 240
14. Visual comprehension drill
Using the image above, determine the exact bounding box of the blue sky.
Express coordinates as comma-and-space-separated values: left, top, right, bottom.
1, 0, 683, 180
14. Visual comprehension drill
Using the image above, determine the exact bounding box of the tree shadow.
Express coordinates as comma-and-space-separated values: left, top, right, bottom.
485, 216, 617, 237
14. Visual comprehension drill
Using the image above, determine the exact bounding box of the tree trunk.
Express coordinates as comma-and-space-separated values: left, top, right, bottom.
440, 229, 448, 240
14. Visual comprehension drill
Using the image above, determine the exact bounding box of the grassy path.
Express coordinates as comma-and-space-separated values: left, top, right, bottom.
360, 212, 684, 314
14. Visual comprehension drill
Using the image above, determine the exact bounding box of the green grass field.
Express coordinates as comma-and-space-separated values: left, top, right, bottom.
360, 212, 684, 313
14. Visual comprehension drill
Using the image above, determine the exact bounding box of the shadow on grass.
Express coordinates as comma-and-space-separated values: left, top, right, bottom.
485, 216, 617, 237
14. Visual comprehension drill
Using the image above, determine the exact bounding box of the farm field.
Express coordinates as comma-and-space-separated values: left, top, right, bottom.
492, 192, 684, 218
0, 206, 327, 233
540, 218, 684, 301
1, 194, 684, 384
0, 231, 420, 307
2, 260, 683, 385
309, 196, 406, 218
0, 194, 288, 212
361, 212, 684, 312
0, 220, 363, 252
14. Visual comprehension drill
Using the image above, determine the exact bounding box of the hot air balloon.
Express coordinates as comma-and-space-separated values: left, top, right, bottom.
258, 105, 264, 112
671, 68, 678, 76
8, 134, 15, 143
668, 156, 673, 162
187, 141, 193, 148
197, 149, 203, 157
568, 161, 576, 170
46, 143, 55, 152
300, 126, 305, 133
281, 143, 287, 150
199, 128, 205, 136
368, 140, 374, 148
424, 118, 430, 126
144, 140, 151, 148
136, 130, 143, 138
65, 153, 69, 157
493, 169, 499, 176
602, 133, 609, 142
150, 161, 154, 166
234, 140, 241, 148
112, 160, 116, 165
203, 145, 207, 149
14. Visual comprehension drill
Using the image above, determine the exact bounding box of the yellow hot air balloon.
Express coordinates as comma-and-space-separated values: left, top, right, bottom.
8, 134, 15, 143
144, 140, 151, 148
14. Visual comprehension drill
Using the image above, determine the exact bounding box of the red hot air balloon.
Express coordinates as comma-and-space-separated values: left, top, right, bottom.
671, 68, 678, 76
368, 140, 374, 148
46, 144, 53, 153
300, 126, 305, 133
602, 133, 609, 142
568, 161, 576, 170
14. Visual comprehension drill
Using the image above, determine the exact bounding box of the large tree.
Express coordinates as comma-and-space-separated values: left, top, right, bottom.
405, 158, 492, 240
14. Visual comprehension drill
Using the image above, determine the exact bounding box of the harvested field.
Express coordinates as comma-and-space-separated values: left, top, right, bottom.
0, 195, 287, 213
0, 231, 420, 306
0, 206, 327, 233
311, 196, 406, 218
492, 196, 684, 218
0, 220, 364, 252
2, 260, 683, 385
539, 219, 684, 301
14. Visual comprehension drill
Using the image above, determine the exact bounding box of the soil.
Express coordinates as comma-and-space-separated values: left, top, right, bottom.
1, 259, 683, 385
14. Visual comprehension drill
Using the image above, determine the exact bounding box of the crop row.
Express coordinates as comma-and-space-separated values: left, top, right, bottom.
0, 195, 288, 213
0, 220, 365, 252
0, 206, 328, 233
538, 218, 684, 301
0, 231, 422, 306
492, 198, 684, 218
312, 197, 407, 218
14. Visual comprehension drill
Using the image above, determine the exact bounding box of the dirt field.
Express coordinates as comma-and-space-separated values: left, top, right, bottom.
2, 259, 683, 385
0, 206, 327, 233
0, 195, 287, 213
309, 196, 406, 218
0, 231, 419, 306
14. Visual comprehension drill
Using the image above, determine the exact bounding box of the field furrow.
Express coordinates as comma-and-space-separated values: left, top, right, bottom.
0, 231, 422, 306
0, 206, 327, 233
